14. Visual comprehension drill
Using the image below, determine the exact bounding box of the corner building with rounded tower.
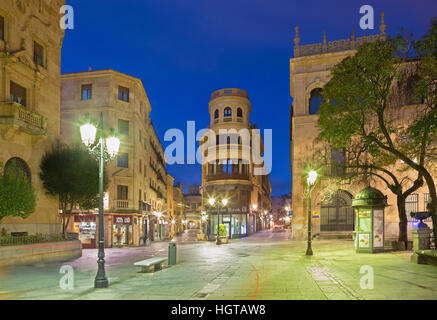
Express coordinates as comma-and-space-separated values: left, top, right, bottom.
201, 88, 271, 239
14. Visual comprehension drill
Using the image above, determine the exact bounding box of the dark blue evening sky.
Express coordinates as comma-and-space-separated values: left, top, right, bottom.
61, 0, 437, 195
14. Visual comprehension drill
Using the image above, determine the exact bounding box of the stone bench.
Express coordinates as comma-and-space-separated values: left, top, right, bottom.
134, 257, 168, 272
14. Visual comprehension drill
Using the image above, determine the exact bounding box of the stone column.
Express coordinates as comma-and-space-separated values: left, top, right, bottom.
411, 225, 432, 264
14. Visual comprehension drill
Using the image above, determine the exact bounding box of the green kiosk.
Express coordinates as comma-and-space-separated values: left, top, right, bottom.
352, 187, 387, 253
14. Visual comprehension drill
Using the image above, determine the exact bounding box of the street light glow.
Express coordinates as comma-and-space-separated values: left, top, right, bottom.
106, 136, 120, 157
80, 123, 97, 147
201, 215, 207, 221
222, 198, 228, 206
252, 204, 257, 210
307, 170, 318, 186
208, 198, 215, 206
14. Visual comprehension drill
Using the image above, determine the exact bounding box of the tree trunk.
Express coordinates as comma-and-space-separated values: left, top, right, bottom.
397, 196, 408, 247
422, 173, 437, 246
64, 202, 73, 239
62, 203, 67, 239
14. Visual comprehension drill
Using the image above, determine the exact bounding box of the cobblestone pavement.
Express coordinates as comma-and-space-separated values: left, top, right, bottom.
1, 230, 437, 300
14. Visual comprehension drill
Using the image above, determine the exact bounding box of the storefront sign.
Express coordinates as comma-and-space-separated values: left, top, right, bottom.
210, 207, 248, 214
113, 216, 132, 224
312, 211, 319, 218
74, 214, 96, 222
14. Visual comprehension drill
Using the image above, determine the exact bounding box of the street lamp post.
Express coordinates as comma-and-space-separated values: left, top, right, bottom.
80, 112, 120, 288
306, 170, 318, 256
208, 197, 228, 244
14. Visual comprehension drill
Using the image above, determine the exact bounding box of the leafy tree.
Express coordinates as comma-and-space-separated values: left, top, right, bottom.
316, 139, 423, 245
40, 141, 108, 237
0, 161, 36, 223
318, 19, 437, 242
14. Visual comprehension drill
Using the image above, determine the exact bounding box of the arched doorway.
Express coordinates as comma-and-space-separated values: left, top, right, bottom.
320, 190, 354, 231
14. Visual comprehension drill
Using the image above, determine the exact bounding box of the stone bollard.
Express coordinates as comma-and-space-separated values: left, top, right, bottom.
168, 242, 177, 265
411, 225, 432, 264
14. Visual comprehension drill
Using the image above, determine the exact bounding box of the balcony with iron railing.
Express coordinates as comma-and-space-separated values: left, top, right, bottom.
138, 200, 151, 213
156, 171, 165, 183
206, 172, 250, 182
0, 102, 47, 135
150, 182, 159, 193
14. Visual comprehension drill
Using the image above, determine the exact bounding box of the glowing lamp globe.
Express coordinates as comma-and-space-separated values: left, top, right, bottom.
106, 136, 120, 157
307, 170, 318, 186
208, 198, 215, 206
222, 198, 228, 206
252, 204, 257, 210
80, 123, 97, 147
201, 215, 207, 221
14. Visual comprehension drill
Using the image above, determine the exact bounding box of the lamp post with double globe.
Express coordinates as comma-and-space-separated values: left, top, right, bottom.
306, 170, 318, 256
80, 112, 120, 288
208, 197, 228, 244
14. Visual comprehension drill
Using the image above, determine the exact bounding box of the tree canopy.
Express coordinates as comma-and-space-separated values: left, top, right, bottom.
0, 161, 36, 223
40, 141, 108, 236
318, 17, 437, 242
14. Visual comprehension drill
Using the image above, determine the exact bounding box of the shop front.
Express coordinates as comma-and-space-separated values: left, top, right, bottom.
155, 219, 169, 241
113, 215, 133, 246
209, 207, 249, 239
141, 214, 154, 245
73, 214, 97, 249
112, 214, 142, 247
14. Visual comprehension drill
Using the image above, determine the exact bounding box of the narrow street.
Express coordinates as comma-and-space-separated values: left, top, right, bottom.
1, 230, 437, 300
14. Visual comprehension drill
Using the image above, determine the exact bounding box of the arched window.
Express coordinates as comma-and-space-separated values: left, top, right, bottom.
5, 157, 31, 183
214, 109, 219, 119
237, 108, 243, 117
405, 75, 424, 105
309, 88, 323, 115
224, 107, 232, 117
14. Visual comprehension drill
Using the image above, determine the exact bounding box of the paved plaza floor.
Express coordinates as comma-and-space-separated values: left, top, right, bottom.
1, 230, 437, 300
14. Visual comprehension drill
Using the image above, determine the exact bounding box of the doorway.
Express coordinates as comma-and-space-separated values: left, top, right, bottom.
320, 190, 354, 231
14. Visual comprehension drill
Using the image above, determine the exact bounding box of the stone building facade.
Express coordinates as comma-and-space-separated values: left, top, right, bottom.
60, 69, 170, 246
0, 0, 65, 235
201, 88, 271, 238
173, 182, 185, 234
290, 13, 435, 241
183, 185, 202, 230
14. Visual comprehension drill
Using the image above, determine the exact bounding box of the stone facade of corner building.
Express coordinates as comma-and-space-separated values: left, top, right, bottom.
290, 14, 436, 241
60, 69, 170, 247
166, 173, 175, 237
0, 0, 65, 234
201, 88, 272, 238
173, 182, 185, 234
